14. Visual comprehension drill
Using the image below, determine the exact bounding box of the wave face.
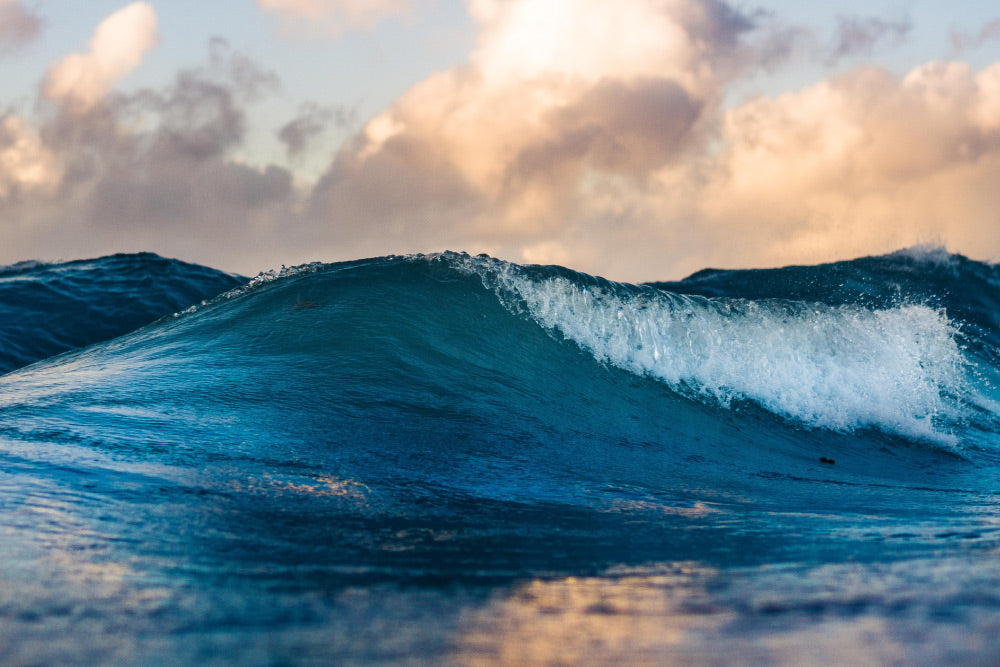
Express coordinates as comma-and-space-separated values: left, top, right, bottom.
2, 248, 1000, 663
466, 253, 988, 444
0, 252, 244, 374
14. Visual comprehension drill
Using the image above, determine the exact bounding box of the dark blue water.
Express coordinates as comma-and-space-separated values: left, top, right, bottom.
2, 248, 999, 664
0, 252, 244, 374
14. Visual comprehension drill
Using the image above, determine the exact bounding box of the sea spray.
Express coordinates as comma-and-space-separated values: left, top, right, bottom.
1, 249, 1000, 663
453, 253, 970, 443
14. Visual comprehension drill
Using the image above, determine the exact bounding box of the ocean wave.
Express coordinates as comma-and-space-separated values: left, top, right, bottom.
2, 248, 1000, 661
0, 252, 244, 374
452, 252, 980, 444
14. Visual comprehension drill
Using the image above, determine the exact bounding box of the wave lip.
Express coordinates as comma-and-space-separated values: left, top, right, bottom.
455, 253, 974, 444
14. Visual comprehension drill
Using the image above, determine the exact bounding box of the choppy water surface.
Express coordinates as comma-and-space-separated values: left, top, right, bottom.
1, 248, 999, 664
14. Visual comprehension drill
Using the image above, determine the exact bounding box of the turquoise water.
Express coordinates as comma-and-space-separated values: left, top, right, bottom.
1, 249, 999, 664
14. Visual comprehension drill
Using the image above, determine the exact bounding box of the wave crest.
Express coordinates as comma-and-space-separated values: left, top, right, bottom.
456, 254, 970, 443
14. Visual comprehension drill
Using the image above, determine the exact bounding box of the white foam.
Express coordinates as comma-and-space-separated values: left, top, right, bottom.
460, 256, 970, 444
885, 244, 959, 269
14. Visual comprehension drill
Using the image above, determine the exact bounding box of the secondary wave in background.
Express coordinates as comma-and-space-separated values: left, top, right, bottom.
0, 252, 244, 374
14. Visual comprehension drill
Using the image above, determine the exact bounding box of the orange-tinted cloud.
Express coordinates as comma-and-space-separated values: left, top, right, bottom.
43, 2, 158, 112
0, 28, 294, 272
306, 0, 752, 271
698, 61, 1000, 272
301, 0, 1000, 280
0, 116, 62, 197
257, 0, 412, 34
3, 0, 1000, 281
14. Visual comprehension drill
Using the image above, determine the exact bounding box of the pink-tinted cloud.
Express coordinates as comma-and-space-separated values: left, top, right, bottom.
3, 0, 1000, 282
0, 0, 41, 57
298, 0, 1000, 280
697, 61, 1000, 271
306, 0, 751, 269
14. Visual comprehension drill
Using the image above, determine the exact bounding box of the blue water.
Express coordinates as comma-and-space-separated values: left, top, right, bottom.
2, 248, 999, 664
0, 252, 244, 374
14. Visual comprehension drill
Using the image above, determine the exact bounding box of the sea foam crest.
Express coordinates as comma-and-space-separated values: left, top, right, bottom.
457, 255, 969, 443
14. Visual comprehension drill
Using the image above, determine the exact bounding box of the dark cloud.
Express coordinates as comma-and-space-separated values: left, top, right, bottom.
307, 131, 482, 249
0, 1, 41, 57
662, 0, 758, 80
0, 41, 297, 272
951, 19, 1000, 52
278, 102, 354, 158
678, 0, 755, 55
504, 78, 705, 197
207, 37, 280, 101
139, 74, 246, 160
744, 18, 814, 71
737, 12, 911, 72
827, 15, 911, 65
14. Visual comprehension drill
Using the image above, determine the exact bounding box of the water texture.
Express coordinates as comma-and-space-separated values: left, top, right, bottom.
1, 248, 999, 664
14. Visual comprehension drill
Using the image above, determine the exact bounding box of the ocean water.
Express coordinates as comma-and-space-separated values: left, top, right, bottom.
1, 248, 999, 664
0, 252, 244, 375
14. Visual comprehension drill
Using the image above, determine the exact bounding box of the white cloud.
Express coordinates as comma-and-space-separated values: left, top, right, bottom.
0, 115, 63, 197
43, 2, 158, 111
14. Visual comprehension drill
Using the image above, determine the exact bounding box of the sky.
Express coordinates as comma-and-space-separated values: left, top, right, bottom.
0, 0, 999, 281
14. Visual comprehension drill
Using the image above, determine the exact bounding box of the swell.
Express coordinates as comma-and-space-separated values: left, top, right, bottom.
0, 250, 997, 584
0, 252, 244, 374
453, 252, 994, 447
1, 251, 996, 488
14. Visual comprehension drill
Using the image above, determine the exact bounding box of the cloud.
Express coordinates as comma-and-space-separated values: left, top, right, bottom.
205, 36, 280, 101
67, 44, 293, 267
696, 61, 1000, 272
952, 19, 1000, 52
742, 11, 912, 71
0, 28, 297, 273
298, 0, 1000, 280
257, 0, 412, 34
0, 0, 41, 56
4, 0, 1000, 282
306, 0, 752, 263
278, 102, 354, 158
826, 14, 911, 65
43, 2, 158, 112
0, 115, 62, 197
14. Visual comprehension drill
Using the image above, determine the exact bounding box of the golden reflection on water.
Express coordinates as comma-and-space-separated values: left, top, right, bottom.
238, 473, 373, 503
449, 561, 968, 665
454, 564, 732, 666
